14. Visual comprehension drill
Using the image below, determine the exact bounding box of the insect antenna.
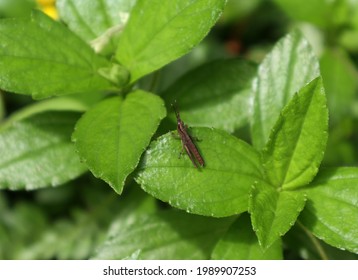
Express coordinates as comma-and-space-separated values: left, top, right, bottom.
171, 100, 180, 120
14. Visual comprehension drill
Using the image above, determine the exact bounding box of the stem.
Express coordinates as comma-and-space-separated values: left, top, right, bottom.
297, 220, 329, 260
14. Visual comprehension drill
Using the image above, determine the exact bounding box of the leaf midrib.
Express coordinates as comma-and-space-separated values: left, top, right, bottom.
280, 87, 318, 187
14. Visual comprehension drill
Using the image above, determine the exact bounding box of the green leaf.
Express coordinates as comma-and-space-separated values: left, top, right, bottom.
284, 223, 358, 260
300, 168, 358, 254
162, 59, 257, 132
262, 77, 328, 190
72, 90, 166, 194
9, 181, 132, 259
0, 0, 36, 18
272, 0, 332, 28
0, 92, 4, 120
249, 181, 307, 249
220, 0, 262, 23
2, 92, 104, 130
0, 11, 122, 99
136, 128, 264, 217
57, 0, 136, 55
0, 111, 87, 190
0, 197, 48, 259
211, 213, 283, 260
92, 210, 234, 259
17, 210, 104, 260
116, 0, 226, 82
320, 48, 358, 123
251, 30, 320, 149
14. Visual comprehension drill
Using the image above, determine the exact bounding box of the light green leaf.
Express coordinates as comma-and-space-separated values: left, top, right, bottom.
262, 77, 328, 190
72, 90, 166, 194
251, 30, 320, 149
2, 92, 104, 130
136, 128, 264, 217
249, 181, 307, 249
0, 11, 123, 99
211, 213, 283, 260
162, 59, 257, 132
92, 210, 234, 259
116, 0, 226, 82
320, 48, 358, 123
0, 111, 87, 190
300, 168, 358, 254
57, 0, 136, 55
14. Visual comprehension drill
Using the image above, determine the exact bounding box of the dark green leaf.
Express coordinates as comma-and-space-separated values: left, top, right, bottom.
6, 181, 133, 259
0, 196, 48, 259
136, 128, 264, 217
0, 11, 121, 99
251, 30, 320, 149
284, 223, 358, 260
72, 90, 166, 194
57, 0, 136, 55
211, 213, 283, 260
0, 93, 4, 120
0, 0, 35, 18
0, 111, 86, 190
162, 59, 257, 132
220, 0, 262, 23
273, 0, 332, 28
249, 181, 307, 249
116, 0, 227, 82
300, 168, 358, 254
262, 77, 328, 190
92, 210, 234, 259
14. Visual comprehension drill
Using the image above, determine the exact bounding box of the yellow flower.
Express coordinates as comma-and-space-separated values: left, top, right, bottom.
37, 0, 58, 19
37, 0, 56, 5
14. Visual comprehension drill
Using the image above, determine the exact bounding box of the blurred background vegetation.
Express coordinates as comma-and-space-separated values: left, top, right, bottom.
0, 0, 357, 259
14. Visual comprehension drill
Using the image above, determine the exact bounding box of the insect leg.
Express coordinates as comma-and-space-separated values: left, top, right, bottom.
184, 145, 199, 168
171, 131, 181, 139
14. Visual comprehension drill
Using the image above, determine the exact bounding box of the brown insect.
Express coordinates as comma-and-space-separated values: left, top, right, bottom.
172, 103, 204, 168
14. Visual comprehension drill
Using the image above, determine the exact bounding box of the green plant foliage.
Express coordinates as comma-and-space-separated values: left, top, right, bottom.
273, 0, 332, 28
56, 0, 136, 55
0, 180, 141, 259
284, 222, 358, 260
0, 93, 4, 120
0, 111, 86, 190
262, 77, 328, 190
0, 0, 35, 18
0, 195, 48, 259
161, 59, 257, 132
93, 209, 234, 260
211, 213, 283, 260
0, 0, 357, 261
116, 0, 227, 82
136, 128, 263, 217
251, 30, 320, 149
0, 11, 122, 99
72, 91, 166, 194
300, 168, 358, 254
320, 48, 358, 123
2, 93, 104, 129
249, 181, 307, 249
